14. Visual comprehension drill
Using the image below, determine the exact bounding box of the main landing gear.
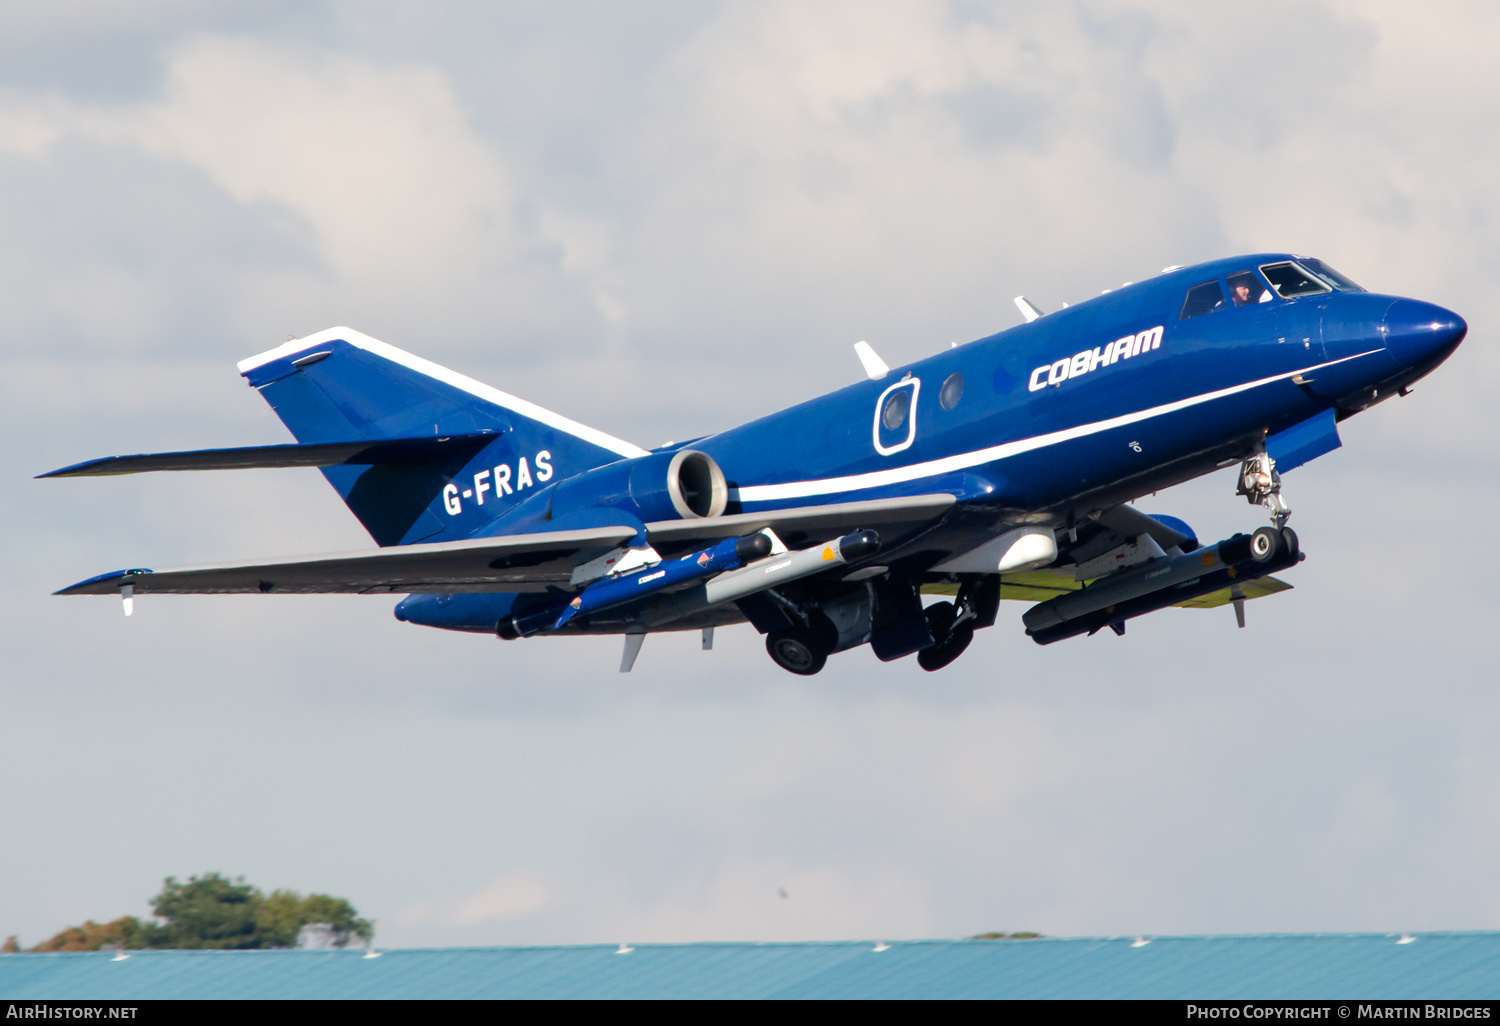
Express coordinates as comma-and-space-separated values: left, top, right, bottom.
917, 601, 974, 671
917, 576, 999, 672
765, 625, 829, 676
764, 576, 1000, 675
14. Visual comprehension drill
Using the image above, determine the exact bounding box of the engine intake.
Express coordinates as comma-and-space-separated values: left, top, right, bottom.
660, 449, 728, 519
549, 448, 729, 523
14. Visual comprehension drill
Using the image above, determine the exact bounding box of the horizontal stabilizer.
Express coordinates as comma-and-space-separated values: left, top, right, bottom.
38, 433, 501, 479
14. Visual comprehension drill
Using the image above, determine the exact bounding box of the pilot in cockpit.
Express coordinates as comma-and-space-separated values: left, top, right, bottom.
1227, 271, 1269, 306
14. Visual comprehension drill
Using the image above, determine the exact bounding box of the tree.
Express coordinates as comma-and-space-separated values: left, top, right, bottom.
29, 917, 148, 952
147, 874, 262, 949
257, 889, 371, 949
25, 874, 373, 951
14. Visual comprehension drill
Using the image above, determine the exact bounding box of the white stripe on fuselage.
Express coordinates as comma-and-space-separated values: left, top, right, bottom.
731, 350, 1382, 503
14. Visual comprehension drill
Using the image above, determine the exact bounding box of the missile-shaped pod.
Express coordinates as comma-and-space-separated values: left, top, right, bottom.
634, 529, 882, 628
502, 532, 773, 638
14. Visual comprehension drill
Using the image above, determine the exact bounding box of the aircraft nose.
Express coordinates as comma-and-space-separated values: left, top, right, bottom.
1382, 298, 1467, 368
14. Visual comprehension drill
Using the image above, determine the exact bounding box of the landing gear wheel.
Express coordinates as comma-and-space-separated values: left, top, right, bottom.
766, 627, 829, 676
1249, 526, 1287, 564
918, 626, 973, 671
917, 601, 975, 672
1280, 526, 1299, 559
924, 600, 957, 638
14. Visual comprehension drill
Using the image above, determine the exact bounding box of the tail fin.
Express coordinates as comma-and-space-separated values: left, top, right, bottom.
239, 328, 646, 545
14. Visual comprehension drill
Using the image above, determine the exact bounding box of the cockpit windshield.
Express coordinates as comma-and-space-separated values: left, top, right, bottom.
1259, 261, 1331, 299
1299, 258, 1366, 292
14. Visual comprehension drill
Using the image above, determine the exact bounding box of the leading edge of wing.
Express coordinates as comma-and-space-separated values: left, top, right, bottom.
645, 493, 956, 543
37, 433, 500, 478
55, 525, 639, 597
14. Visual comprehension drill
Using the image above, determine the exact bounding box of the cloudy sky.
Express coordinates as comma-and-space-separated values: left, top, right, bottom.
3, 0, 1498, 948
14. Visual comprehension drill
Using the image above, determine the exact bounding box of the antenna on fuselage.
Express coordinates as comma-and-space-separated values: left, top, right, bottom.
1014, 296, 1044, 322
853, 341, 890, 380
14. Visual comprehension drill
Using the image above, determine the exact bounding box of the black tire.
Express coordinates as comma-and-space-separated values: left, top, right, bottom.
766, 627, 828, 675
1249, 526, 1286, 564
924, 601, 958, 642
1218, 533, 1251, 565
917, 625, 974, 672
1280, 526, 1300, 559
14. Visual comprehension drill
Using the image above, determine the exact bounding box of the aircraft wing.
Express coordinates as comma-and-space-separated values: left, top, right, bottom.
646, 494, 955, 551
57, 494, 957, 598
1174, 575, 1292, 608
960, 568, 1292, 608
56, 526, 639, 596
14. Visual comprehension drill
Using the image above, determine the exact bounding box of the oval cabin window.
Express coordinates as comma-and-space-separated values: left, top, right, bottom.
939, 372, 964, 410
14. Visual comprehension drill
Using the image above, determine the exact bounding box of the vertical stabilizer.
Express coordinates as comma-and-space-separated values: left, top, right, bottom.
238, 328, 646, 545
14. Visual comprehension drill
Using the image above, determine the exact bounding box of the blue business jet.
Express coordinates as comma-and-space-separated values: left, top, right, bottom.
43, 254, 1465, 674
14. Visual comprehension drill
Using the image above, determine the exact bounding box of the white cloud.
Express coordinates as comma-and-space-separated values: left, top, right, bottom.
449, 871, 552, 926
125, 36, 516, 286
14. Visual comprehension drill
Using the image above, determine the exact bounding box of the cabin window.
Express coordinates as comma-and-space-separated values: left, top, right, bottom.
882, 388, 910, 430
1260, 262, 1331, 299
1179, 280, 1226, 320
939, 372, 964, 410
873, 378, 920, 455
1225, 270, 1272, 306
1300, 258, 1365, 292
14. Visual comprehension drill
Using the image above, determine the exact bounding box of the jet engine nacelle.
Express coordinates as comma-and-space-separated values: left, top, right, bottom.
550, 448, 729, 523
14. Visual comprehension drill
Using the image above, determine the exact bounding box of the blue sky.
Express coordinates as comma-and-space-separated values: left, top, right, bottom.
3, 1, 1498, 947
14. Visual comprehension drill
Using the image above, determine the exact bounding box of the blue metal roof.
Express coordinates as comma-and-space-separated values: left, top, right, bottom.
4, 933, 1500, 999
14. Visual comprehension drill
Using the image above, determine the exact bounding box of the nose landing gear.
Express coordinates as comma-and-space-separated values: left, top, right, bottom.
1237, 449, 1291, 529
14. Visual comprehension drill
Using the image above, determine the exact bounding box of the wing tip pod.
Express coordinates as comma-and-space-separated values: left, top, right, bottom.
55, 568, 153, 596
